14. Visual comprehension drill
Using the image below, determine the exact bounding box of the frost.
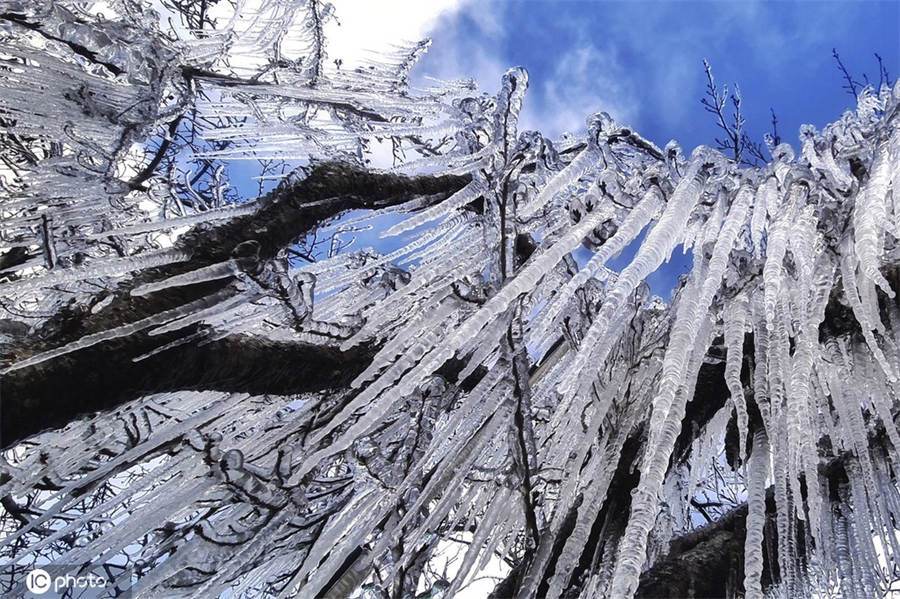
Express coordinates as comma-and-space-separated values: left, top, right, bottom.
2, 2, 900, 599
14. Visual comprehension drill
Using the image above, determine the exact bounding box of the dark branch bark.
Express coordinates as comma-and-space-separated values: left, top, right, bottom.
636, 502, 749, 598
1, 163, 470, 447
129, 115, 184, 189
0, 11, 125, 76
1, 324, 377, 445
177, 162, 470, 265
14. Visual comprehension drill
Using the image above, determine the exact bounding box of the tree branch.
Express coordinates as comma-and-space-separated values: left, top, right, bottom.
0, 11, 124, 76
1, 163, 470, 446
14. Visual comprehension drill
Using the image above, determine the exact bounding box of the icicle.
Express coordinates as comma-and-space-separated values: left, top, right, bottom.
0, 247, 192, 295
444, 488, 512, 597
389, 145, 493, 176
132, 329, 209, 362
543, 425, 627, 599
800, 125, 854, 191
749, 295, 772, 433
833, 503, 863, 597
608, 183, 750, 599
519, 370, 626, 599
785, 264, 829, 551
88, 201, 258, 239
557, 148, 721, 397
867, 372, 900, 466
291, 317, 455, 479
839, 241, 897, 380
323, 215, 466, 292
292, 499, 392, 599
492, 66, 529, 156
749, 177, 774, 259
322, 121, 463, 145
853, 128, 896, 298
12, 453, 193, 558
770, 396, 797, 596
148, 290, 257, 336
744, 430, 769, 599
724, 294, 749, 462
529, 186, 662, 344
131, 260, 240, 296
1, 289, 235, 374
380, 178, 487, 237
762, 206, 791, 332
348, 298, 457, 385
321, 198, 615, 450
697, 187, 725, 250
843, 468, 881, 596
518, 135, 603, 219
475, 509, 520, 575
364, 400, 514, 564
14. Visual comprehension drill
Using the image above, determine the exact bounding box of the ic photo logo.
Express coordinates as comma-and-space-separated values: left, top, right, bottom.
22, 567, 111, 596
25, 568, 51, 594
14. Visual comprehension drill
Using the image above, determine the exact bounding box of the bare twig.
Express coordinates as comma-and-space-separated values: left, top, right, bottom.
769, 107, 780, 146
875, 52, 892, 90
700, 60, 765, 166
833, 48, 862, 100
129, 115, 184, 189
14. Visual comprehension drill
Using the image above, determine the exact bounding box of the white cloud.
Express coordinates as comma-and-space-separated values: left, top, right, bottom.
406, 2, 509, 95
325, 4, 639, 140
320, 1, 856, 147
522, 44, 639, 138
323, 1, 510, 101
326, 0, 468, 69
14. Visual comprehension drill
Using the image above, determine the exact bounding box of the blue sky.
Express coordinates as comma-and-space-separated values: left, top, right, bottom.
252, 1, 898, 299
394, 0, 897, 297
413, 0, 899, 148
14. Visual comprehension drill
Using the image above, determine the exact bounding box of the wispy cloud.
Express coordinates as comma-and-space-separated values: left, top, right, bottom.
522, 43, 639, 137
411, 5, 640, 139
328, 0, 894, 152
327, 0, 469, 69
409, 2, 508, 93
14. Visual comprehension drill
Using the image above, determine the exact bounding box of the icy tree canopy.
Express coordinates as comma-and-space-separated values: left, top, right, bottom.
1, 1, 899, 598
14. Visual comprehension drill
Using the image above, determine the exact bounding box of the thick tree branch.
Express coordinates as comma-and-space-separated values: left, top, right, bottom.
1, 163, 470, 446
1, 310, 379, 446
0, 11, 125, 76
636, 498, 752, 598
